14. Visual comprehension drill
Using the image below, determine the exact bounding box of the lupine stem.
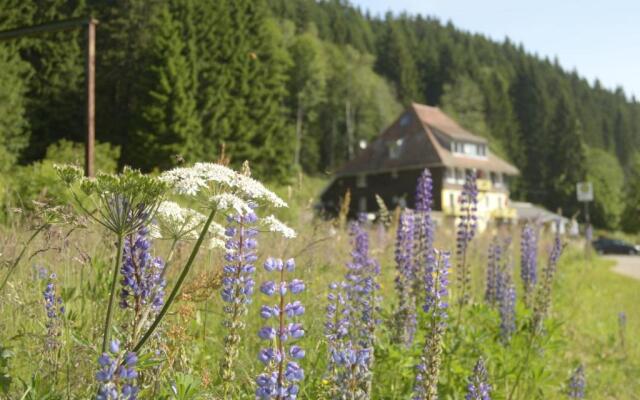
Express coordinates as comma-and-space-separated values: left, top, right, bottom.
133, 207, 217, 353
101, 234, 125, 353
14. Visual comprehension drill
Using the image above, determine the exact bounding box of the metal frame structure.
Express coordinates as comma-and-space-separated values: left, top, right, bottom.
0, 17, 98, 176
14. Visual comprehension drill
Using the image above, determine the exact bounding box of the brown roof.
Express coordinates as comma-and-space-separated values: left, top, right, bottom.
336, 103, 519, 176
412, 103, 487, 143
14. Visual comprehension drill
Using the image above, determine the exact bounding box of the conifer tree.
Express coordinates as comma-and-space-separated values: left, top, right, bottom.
130, 4, 202, 171
0, 44, 30, 171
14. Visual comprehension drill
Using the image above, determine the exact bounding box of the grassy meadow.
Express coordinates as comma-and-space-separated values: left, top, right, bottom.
0, 174, 638, 399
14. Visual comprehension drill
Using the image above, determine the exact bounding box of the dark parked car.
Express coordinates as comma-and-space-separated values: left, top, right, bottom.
592, 238, 640, 255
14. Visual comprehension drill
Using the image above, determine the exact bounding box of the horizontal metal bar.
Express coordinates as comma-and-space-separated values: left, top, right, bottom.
0, 17, 97, 40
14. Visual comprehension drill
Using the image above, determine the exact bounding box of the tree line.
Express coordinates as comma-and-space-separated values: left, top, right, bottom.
1, 0, 639, 231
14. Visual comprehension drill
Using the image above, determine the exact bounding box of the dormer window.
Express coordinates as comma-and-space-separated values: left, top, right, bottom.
388, 138, 404, 159
451, 141, 487, 158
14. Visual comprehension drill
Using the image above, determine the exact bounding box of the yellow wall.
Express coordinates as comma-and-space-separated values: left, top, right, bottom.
441, 185, 516, 231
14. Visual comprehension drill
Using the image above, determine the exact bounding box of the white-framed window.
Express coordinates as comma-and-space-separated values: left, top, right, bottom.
388, 138, 404, 159
455, 168, 465, 184
449, 193, 455, 210
359, 197, 367, 212
445, 167, 456, 183
356, 174, 367, 188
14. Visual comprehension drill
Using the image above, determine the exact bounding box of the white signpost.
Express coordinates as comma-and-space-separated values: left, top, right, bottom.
576, 182, 593, 202
577, 182, 593, 258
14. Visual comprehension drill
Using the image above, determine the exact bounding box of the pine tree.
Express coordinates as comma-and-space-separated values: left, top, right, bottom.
375, 20, 420, 104
546, 88, 586, 214
198, 0, 292, 180
130, 4, 202, 171
0, 44, 30, 171
18, 0, 85, 161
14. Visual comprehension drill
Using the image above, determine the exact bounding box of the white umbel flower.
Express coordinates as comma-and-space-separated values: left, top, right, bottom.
160, 162, 287, 208
160, 167, 209, 196
211, 193, 254, 215
232, 174, 288, 208
262, 215, 297, 239
155, 201, 207, 240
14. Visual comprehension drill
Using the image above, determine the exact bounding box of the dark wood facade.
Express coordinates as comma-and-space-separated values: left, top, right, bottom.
320, 167, 445, 218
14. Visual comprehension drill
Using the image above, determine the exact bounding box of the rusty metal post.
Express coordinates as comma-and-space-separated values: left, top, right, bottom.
85, 18, 96, 177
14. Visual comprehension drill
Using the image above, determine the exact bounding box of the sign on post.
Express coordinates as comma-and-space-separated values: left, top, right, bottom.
576, 182, 593, 202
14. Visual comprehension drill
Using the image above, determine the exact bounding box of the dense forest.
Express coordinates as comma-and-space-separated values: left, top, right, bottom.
0, 0, 639, 230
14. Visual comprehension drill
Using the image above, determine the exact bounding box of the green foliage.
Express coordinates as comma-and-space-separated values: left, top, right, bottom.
585, 147, 625, 229
0, 344, 12, 394
130, 3, 202, 171
621, 153, 640, 233
0, 44, 30, 171
45, 139, 121, 173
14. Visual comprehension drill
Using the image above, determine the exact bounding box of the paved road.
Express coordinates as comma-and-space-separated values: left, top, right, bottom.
605, 255, 640, 280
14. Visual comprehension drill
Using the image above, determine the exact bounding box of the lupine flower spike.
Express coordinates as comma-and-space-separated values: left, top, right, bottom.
413, 169, 435, 299
567, 364, 585, 398
393, 209, 418, 347
485, 238, 502, 306
520, 223, 538, 307
220, 209, 259, 396
456, 172, 478, 305
96, 339, 139, 400
532, 232, 564, 334
43, 272, 64, 350
327, 218, 380, 398
119, 226, 166, 343
255, 258, 305, 399
465, 358, 491, 400
413, 250, 450, 400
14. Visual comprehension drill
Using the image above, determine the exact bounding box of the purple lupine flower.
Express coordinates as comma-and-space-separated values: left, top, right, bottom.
520, 223, 538, 307
456, 172, 478, 305
119, 226, 166, 312
498, 272, 516, 343
567, 364, 585, 398
96, 339, 139, 400
485, 238, 502, 306
256, 257, 304, 399
413, 169, 435, 303
414, 251, 450, 400
393, 209, 418, 347
465, 358, 491, 400
532, 233, 564, 334
43, 272, 64, 350
325, 219, 380, 398
220, 210, 259, 389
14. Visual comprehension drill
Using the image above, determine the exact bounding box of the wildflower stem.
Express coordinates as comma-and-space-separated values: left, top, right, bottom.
0, 224, 48, 294
507, 330, 536, 400
101, 233, 125, 353
133, 207, 217, 353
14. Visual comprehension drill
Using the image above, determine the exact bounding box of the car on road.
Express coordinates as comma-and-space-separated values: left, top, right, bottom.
592, 237, 640, 255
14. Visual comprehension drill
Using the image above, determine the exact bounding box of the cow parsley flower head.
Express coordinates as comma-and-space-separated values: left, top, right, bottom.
465, 358, 491, 400
56, 165, 167, 236
262, 215, 297, 239
160, 162, 287, 208
153, 201, 207, 240
212, 193, 254, 215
